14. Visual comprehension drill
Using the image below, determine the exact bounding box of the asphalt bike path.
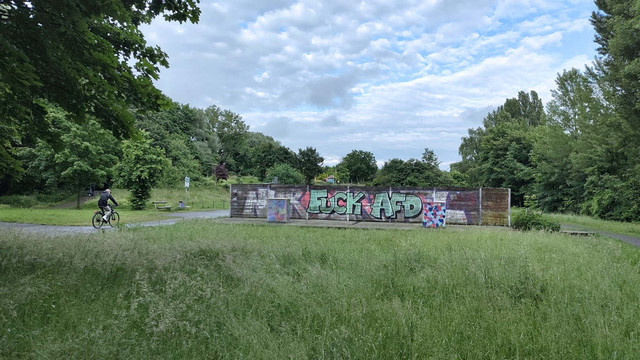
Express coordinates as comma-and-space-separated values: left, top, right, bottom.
0, 210, 229, 237
561, 224, 640, 247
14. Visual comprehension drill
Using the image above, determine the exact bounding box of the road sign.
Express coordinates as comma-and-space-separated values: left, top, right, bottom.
185, 176, 190, 188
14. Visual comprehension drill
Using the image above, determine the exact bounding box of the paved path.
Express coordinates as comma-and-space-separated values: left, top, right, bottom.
0, 210, 229, 236
562, 224, 640, 247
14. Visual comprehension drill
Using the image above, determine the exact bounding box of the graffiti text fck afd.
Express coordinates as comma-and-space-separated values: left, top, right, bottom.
307, 189, 423, 219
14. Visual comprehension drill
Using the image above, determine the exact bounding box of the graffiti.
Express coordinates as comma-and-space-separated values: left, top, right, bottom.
306, 189, 423, 219
267, 198, 289, 223
230, 184, 510, 226
307, 189, 365, 215
423, 203, 446, 228
370, 192, 422, 219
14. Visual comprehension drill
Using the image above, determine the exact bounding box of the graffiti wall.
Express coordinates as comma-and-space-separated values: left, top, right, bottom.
230, 184, 510, 226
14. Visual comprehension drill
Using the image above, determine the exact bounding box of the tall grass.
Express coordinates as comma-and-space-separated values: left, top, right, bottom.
1, 223, 639, 358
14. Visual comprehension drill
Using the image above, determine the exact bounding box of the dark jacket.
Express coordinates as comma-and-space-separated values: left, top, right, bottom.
98, 192, 118, 207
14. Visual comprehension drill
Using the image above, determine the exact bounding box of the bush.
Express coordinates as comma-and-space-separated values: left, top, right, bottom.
512, 210, 561, 232
0, 195, 37, 208
265, 164, 304, 185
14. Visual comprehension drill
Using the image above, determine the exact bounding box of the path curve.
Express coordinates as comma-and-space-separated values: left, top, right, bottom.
0, 210, 229, 236
562, 224, 640, 247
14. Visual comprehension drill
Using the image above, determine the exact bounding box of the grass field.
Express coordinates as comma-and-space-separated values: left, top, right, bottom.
1, 221, 639, 358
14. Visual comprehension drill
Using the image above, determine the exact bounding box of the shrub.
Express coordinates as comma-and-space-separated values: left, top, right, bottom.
0, 195, 37, 208
265, 164, 304, 185
512, 210, 561, 232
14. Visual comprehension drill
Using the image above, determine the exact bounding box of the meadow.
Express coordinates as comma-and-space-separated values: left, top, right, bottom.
1, 221, 639, 359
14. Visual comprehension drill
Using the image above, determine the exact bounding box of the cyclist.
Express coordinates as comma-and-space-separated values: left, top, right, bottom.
98, 189, 119, 222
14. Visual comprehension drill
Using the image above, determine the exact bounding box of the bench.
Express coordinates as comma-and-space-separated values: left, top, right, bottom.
152, 201, 172, 210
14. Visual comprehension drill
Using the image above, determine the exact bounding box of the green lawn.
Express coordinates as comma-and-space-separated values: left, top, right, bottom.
1, 222, 639, 358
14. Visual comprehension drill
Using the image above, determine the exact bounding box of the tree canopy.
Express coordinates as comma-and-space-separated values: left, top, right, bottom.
0, 0, 200, 182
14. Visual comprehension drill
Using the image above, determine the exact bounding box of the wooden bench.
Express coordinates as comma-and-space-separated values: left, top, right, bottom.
152, 201, 172, 210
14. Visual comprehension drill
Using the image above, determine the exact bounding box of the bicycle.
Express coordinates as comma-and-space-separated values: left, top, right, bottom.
92, 205, 120, 229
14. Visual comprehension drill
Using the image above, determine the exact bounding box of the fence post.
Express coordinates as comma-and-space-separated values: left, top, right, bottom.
346, 185, 350, 222
508, 188, 511, 227
306, 185, 309, 221
479, 187, 483, 226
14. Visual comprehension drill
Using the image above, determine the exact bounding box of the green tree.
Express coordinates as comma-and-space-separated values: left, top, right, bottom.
17, 104, 118, 208
592, 0, 640, 160
297, 147, 324, 184
452, 91, 543, 205
205, 106, 249, 174
587, 0, 640, 220
136, 104, 220, 182
114, 134, 170, 210
538, 67, 614, 213
0, 0, 201, 184
250, 141, 297, 181
530, 125, 574, 212
372, 159, 407, 186
265, 163, 304, 185
339, 150, 378, 184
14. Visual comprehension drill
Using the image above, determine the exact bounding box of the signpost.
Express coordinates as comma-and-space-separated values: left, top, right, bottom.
184, 176, 190, 207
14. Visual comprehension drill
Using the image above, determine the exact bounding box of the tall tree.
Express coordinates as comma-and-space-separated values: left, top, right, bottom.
205, 105, 249, 174
592, 0, 640, 160
17, 104, 119, 208
297, 147, 324, 184
114, 134, 170, 210
452, 91, 543, 205
589, 0, 640, 220
0, 0, 201, 187
339, 150, 377, 184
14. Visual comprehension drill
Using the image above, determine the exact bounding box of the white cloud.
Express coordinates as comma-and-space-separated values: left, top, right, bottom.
142, 0, 599, 170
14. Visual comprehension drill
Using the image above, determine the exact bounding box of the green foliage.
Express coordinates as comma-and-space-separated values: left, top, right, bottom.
248, 138, 298, 181
114, 135, 170, 210
205, 105, 250, 174
592, 0, 640, 159
0, 0, 201, 183
265, 163, 304, 185
0, 195, 37, 208
374, 148, 457, 187
512, 210, 561, 232
340, 150, 378, 184
452, 91, 542, 206
296, 147, 324, 184
15, 104, 119, 208
135, 103, 220, 185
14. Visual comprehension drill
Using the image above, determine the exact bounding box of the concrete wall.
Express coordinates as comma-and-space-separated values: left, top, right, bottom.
230, 184, 510, 226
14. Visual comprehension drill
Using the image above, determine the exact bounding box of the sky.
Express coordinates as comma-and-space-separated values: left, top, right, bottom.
141, 0, 599, 170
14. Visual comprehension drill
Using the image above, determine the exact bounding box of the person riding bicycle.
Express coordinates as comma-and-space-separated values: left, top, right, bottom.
98, 189, 118, 222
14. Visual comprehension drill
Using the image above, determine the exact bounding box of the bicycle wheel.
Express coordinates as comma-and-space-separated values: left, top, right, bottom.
92, 212, 104, 229
109, 211, 120, 227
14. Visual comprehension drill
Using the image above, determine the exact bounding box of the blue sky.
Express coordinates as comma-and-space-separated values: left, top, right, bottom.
141, 0, 599, 169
